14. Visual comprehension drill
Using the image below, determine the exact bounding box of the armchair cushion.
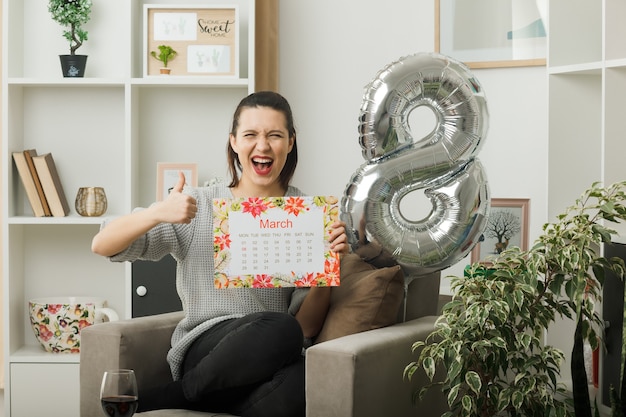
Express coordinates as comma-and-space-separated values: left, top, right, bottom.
315, 253, 404, 343
306, 316, 448, 417
80, 311, 185, 417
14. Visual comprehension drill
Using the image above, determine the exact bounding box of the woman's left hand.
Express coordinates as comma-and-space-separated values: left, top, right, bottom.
329, 221, 349, 255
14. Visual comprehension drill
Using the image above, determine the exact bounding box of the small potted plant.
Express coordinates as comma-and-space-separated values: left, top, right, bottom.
48, 0, 92, 77
151, 45, 178, 75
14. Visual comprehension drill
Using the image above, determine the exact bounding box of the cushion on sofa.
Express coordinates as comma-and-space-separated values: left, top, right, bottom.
315, 253, 404, 343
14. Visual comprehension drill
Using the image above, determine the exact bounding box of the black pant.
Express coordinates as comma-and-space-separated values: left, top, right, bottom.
139, 311, 305, 417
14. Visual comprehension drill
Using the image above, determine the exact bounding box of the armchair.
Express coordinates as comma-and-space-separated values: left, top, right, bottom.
80, 270, 447, 417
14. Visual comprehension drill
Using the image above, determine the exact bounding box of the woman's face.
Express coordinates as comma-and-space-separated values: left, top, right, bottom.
229, 106, 294, 196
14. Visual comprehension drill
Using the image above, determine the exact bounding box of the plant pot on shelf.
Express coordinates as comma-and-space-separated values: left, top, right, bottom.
159, 67, 171, 75
59, 55, 88, 77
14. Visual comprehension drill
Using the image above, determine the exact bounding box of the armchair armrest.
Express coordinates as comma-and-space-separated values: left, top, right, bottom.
80, 311, 184, 417
305, 315, 447, 417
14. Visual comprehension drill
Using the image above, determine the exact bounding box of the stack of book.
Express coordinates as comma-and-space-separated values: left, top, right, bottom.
12, 149, 70, 217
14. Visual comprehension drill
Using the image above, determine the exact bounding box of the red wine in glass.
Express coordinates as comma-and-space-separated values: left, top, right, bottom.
100, 369, 139, 417
101, 395, 138, 417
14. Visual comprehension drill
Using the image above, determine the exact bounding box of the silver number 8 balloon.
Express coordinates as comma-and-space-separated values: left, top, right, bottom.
341, 53, 490, 275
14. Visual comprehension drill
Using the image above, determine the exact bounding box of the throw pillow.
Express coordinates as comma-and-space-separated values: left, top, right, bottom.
315, 253, 404, 343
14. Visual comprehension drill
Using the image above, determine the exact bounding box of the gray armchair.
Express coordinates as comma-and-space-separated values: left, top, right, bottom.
80, 271, 447, 417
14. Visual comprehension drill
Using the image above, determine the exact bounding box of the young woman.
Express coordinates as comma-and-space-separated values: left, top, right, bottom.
91, 91, 348, 417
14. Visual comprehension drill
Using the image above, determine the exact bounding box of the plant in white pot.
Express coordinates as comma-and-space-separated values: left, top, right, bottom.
48, 0, 92, 77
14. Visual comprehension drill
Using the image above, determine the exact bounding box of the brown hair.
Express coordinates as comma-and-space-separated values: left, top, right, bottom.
227, 91, 298, 190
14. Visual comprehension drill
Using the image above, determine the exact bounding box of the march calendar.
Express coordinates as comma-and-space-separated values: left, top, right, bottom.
213, 196, 341, 288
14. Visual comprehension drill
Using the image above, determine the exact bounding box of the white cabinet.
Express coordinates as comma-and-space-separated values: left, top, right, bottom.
547, 0, 626, 411
2, 0, 255, 416
10, 362, 80, 417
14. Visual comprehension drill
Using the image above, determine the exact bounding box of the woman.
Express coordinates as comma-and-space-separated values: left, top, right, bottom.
91, 91, 348, 417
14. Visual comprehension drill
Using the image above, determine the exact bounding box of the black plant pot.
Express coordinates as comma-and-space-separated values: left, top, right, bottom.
59, 55, 88, 78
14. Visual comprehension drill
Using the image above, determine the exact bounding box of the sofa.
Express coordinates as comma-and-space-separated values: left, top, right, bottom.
80, 254, 448, 417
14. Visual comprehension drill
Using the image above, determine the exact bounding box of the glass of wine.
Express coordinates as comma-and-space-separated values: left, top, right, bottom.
100, 369, 139, 417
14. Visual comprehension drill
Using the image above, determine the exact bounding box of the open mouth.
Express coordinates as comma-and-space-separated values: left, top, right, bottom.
252, 157, 273, 175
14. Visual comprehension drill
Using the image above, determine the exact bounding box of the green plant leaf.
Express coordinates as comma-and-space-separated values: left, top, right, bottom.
592, 223, 616, 242
403, 362, 417, 381
465, 371, 482, 395
447, 358, 462, 382
511, 390, 524, 409
448, 384, 460, 406
411, 340, 426, 352
497, 389, 510, 412
491, 336, 507, 349
418, 385, 430, 401
517, 333, 532, 350
422, 356, 435, 381
461, 395, 473, 413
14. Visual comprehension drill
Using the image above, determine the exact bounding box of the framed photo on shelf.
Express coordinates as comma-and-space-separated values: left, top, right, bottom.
435, 0, 547, 69
156, 162, 198, 201
471, 198, 530, 264
144, 5, 239, 77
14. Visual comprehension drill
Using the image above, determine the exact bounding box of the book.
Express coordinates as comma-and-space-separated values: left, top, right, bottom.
32, 153, 70, 217
23, 149, 52, 216
12, 150, 47, 217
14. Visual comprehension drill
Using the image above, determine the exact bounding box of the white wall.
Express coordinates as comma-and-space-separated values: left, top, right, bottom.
0, 4, 551, 416
278, 0, 548, 292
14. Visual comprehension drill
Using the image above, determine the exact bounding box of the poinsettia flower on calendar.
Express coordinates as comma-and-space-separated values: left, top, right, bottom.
284, 196, 307, 216
294, 272, 317, 287
214, 233, 231, 250
253, 274, 274, 288
241, 197, 271, 218
322, 258, 340, 286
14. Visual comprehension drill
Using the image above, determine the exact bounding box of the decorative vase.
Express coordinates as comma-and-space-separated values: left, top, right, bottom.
75, 187, 107, 216
59, 55, 88, 78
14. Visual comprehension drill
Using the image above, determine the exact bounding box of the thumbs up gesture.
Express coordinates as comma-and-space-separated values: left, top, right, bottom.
160, 171, 198, 224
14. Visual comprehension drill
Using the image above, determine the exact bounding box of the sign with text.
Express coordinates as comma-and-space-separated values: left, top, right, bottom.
213, 196, 340, 288
144, 5, 238, 76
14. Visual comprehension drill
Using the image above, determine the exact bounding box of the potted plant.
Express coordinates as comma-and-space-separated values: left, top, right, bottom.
405, 181, 626, 417
48, 0, 92, 77
151, 45, 178, 75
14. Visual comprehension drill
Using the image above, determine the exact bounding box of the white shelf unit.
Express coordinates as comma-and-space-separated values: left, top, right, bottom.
2, 0, 255, 416
546, 0, 626, 411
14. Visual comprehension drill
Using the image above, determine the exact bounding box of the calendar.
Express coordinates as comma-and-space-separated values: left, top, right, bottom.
213, 196, 341, 288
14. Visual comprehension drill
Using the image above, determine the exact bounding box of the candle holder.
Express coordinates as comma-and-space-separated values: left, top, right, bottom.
75, 187, 107, 216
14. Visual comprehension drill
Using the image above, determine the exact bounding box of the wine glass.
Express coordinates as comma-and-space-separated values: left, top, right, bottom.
100, 369, 139, 417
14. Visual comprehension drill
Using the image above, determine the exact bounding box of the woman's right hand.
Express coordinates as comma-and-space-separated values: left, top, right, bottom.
157, 171, 198, 224
91, 171, 197, 256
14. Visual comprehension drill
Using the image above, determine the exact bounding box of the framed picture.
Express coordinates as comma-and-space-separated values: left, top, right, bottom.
435, 0, 547, 69
156, 162, 198, 201
471, 198, 530, 264
144, 5, 239, 77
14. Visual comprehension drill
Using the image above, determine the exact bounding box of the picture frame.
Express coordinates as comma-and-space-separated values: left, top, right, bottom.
144, 4, 239, 77
156, 162, 198, 201
471, 198, 530, 264
435, 0, 547, 69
